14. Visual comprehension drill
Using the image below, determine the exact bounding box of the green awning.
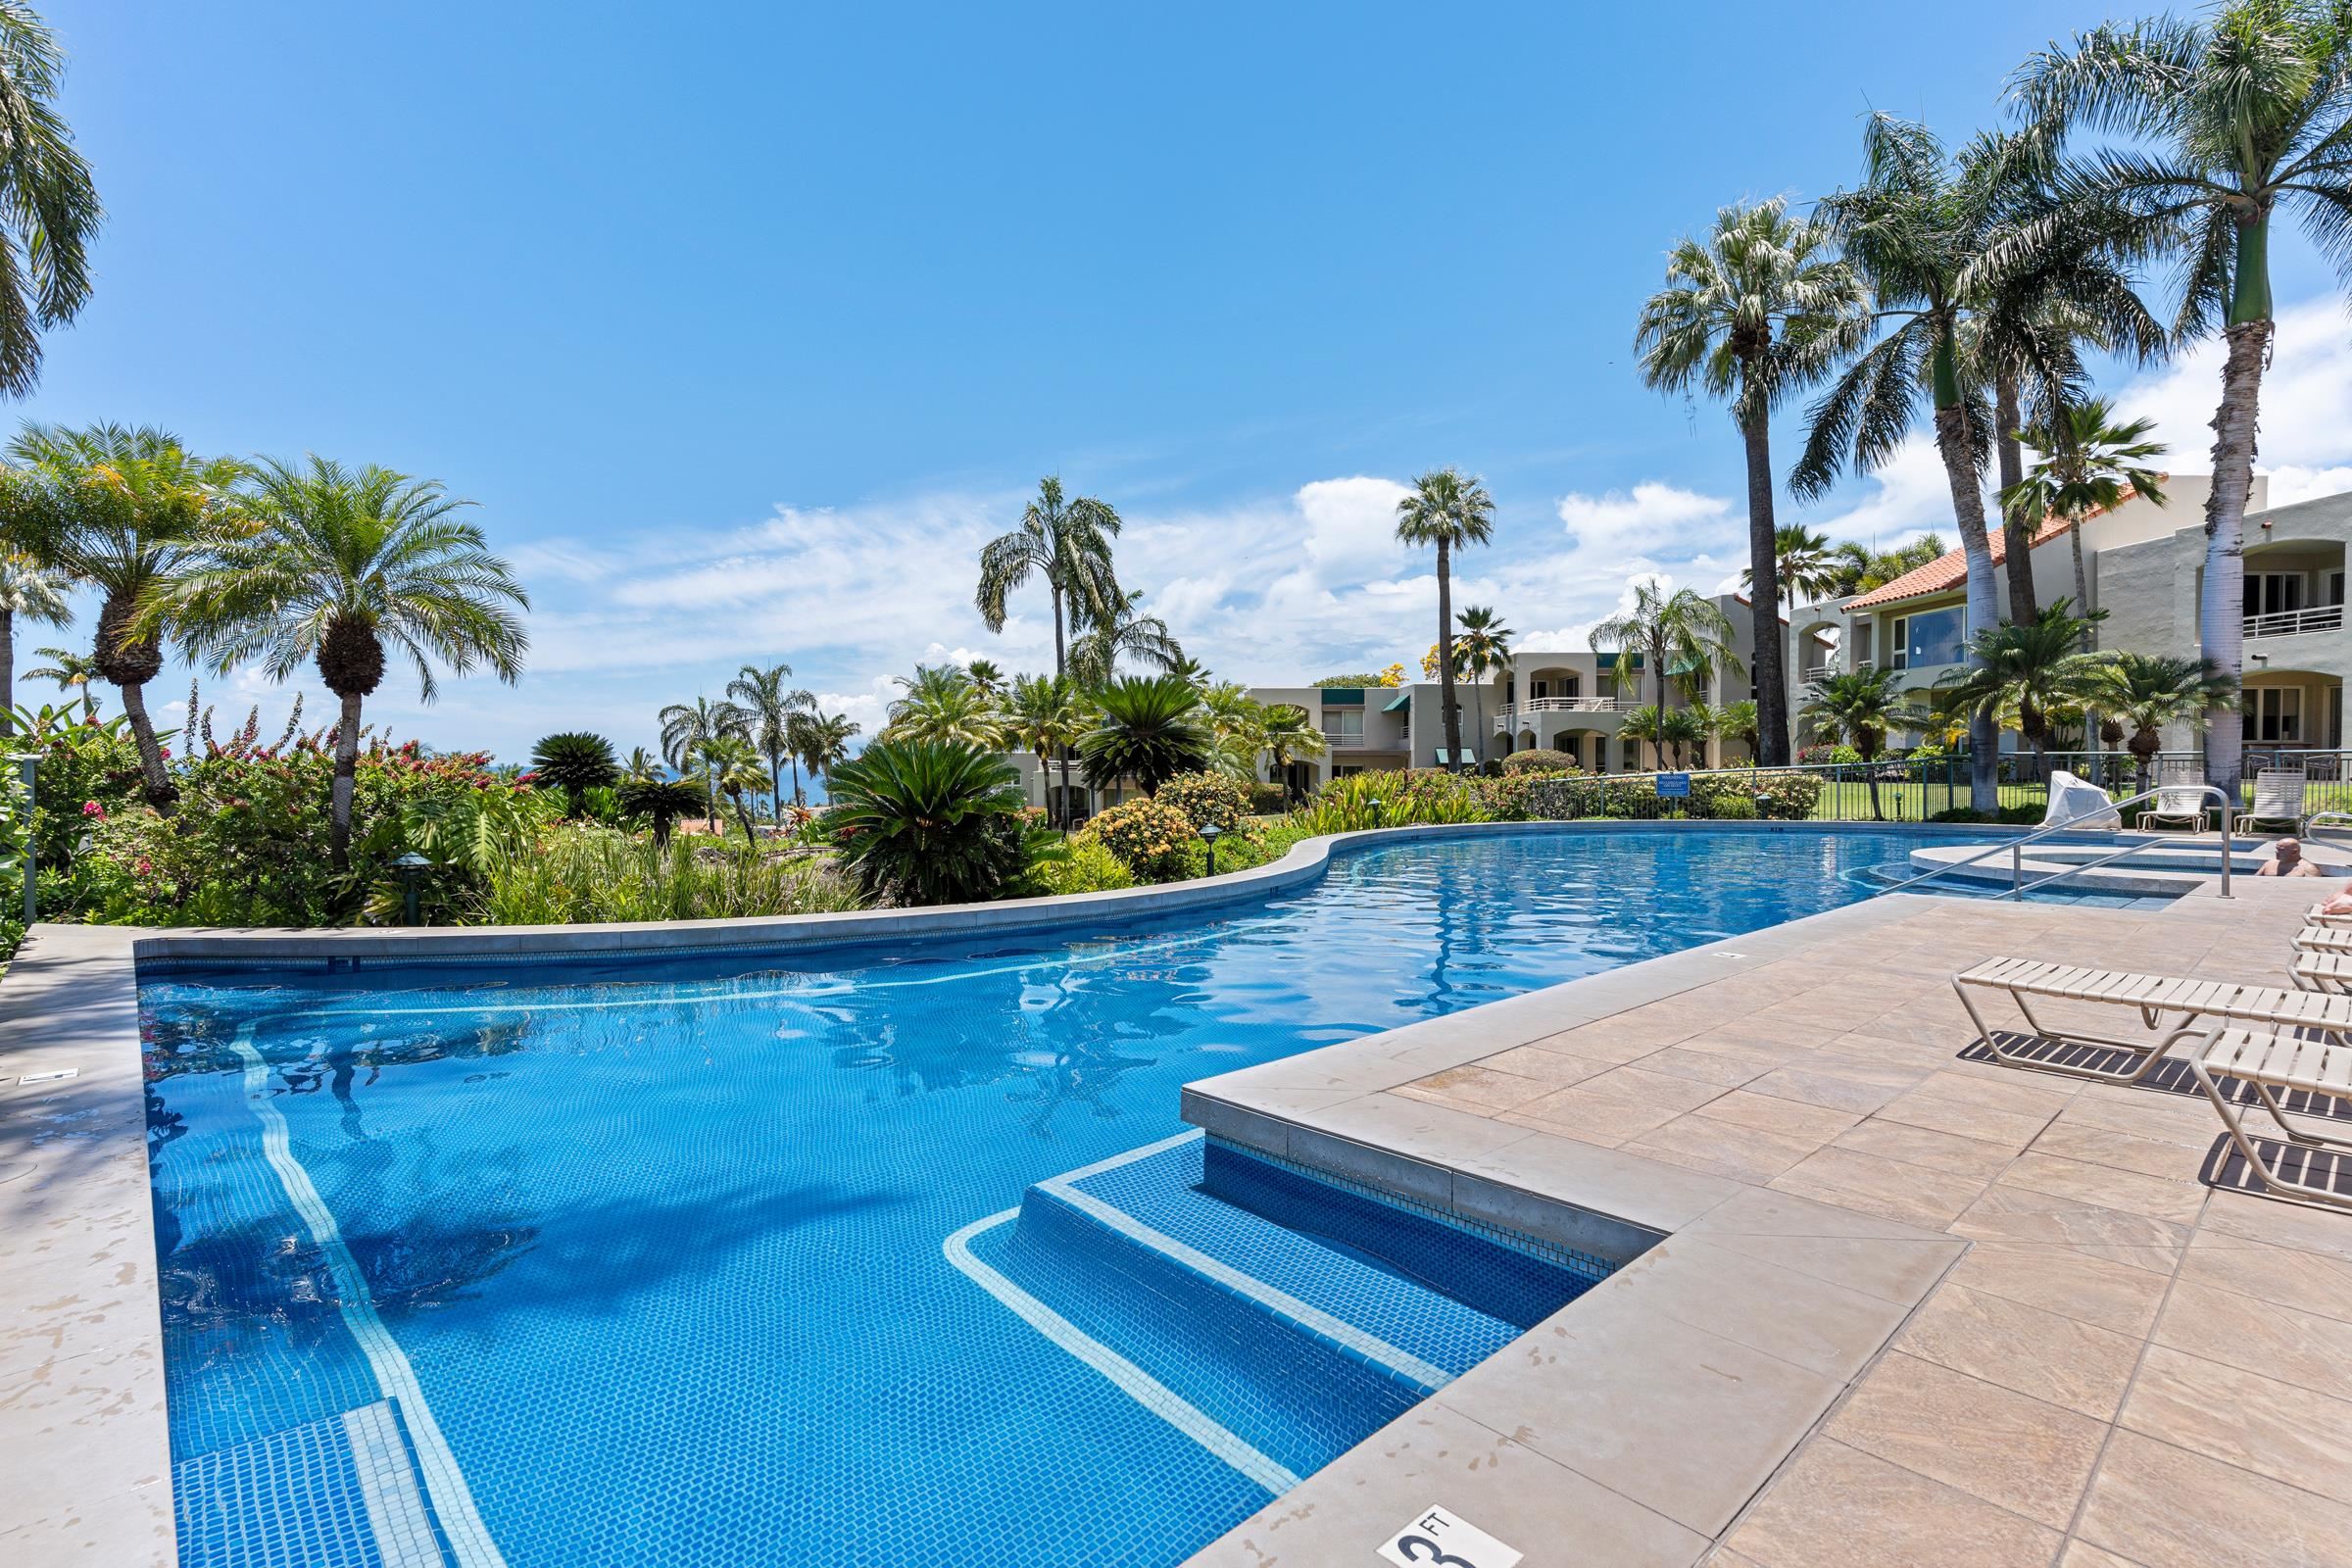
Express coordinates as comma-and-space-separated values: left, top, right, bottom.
1322, 687, 1365, 707
1382, 692, 1411, 712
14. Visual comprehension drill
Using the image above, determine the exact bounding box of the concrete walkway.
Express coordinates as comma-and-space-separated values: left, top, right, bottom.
1185, 879, 2352, 1568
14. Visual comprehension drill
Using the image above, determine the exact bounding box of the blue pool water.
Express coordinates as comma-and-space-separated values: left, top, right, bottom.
139, 827, 1940, 1567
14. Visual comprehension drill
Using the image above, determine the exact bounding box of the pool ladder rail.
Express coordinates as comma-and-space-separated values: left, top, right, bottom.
1874, 784, 2239, 902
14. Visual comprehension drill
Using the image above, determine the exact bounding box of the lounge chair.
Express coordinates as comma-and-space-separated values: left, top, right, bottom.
1953, 956, 2352, 1083
2140, 784, 2212, 834
2243, 769, 2309, 833
2294, 951, 2352, 994
2310, 902, 2352, 929
2294, 925, 2352, 955
2189, 1023, 2352, 1210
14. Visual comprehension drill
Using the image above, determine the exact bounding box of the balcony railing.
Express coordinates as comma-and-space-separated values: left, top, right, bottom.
2246, 604, 2344, 640
1493, 698, 1639, 728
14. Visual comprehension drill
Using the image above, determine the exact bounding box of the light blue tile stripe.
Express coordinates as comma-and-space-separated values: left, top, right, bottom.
1045, 1133, 1453, 1395
342, 1402, 443, 1568
231, 1024, 508, 1568
942, 1207, 1300, 1497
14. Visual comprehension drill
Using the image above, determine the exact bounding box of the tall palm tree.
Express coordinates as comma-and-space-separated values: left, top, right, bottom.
1934, 599, 2114, 783
1801, 666, 1933, 819
1825, 532, 1950, 596
700, 731, 768, 843
1618, 705, 1666, 771
659, 695, 744, 831
0, 548, 66, 732
1450, 605, 1513, 764
2001, 400, 2168, 647
1638, 198, 1868, 765
0, 6, 100, 399
1069, 588, 1183, 688
1394, 467, 1495, 772
2092, 652, 2239, 790
2015, 2, 2352, 791
1717, 699, 1762, 764
975, 475, 1123, 685
1004, 671, 1090, 827
621, 744, 660, 782
1590, 581, 1743, 717
0, 423, 248, 810
147, 456, 528, 866
727, 661, 814, 821
797, 710, 859, 804
1742, 524, 1841, 614
884, 663, 1004, 748
24, 641, 93, 716
1260, 703, 1325, 805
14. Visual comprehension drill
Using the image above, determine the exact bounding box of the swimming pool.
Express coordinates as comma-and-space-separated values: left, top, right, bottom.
140, 827, 1944, 1567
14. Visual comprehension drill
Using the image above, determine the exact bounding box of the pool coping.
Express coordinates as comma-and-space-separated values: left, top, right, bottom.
0, 819, 2155, 1565
1176, 897, 1977, 1566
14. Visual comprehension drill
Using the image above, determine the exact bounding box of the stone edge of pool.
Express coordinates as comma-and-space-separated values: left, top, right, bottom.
0, 820, 2097, 1565
1175, 896, 1976, 1567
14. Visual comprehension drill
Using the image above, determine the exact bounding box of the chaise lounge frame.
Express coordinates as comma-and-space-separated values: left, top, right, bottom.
1953, 956, 2352, 1084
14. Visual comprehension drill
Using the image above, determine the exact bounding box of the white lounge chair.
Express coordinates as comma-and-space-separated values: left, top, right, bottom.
2294, 925, 2352, 955
2189, 1023, 2352, 1210
1953, 956, 2352, 1083
2310, 902, 2352, 929
2140, 784, 2212, 834
2294, 951, 2352, 994
2243, 769, 2309, 833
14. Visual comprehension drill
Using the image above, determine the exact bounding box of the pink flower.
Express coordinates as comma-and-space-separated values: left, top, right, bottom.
136, 858, 151, 875
159, 747, 172, 760
80, 801, 102, 817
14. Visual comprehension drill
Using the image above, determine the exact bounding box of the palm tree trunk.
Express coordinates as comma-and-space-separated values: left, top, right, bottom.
731, 792, 756, 844
2200, 314, 2271, 797
1050, 584, 1075, 824
1740, 409, 1791, 766
770, 758, 784, 824
116, 679, 178, 817
329, 689, 364, 870
0, 608, 13, 738
1995, 370, 2038, 626
1437, 538, 1461, 772
1931, 336, 2001, 815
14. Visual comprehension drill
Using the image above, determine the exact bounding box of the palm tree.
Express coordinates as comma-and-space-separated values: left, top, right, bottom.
2093, 653, 2239, 791
1619, 705, 1665, 770
1079, 675, 1212, 796
1450, 605, 1513, 765
0, 423, 249, 810
659, 695, 744, 831
1169, 655, 1212, 689
1200, 681, 1268, 782
1934, 599, 2114, 784
0, 7, 99, 398
1004, 671, 1090, 827
24, 641, 93, 717
797, 710, 859, 804
1659, 705, 1712, 770
2001, 400, 2168, 648
1260, 703, 1326, 805
701, 732, 768, 843
884, 663, 1004, 748
1590, 581, 1743, 718
0, 548, 67, 732
621, 744, 661, 782
975, 475, 1123, 685
1638, 198, 1868, 765
530, 732, 618, 818
1742, 524, 1841, 615
1394, 467, 1495, 772
1069, 588, 1183, 688
1801, 667, 1932, 819
1825, 532, 1950, 596
616, 774, 703, 846
727, 662, 814, 820
1717, 699, 1762, 764
964, 658, 1005, 701
148, 456, 529, 864
2017, 3, 2352, 792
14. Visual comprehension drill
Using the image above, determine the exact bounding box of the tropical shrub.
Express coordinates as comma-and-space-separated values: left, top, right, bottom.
529, 732, 620, 816
1080, 676, 1214, 794
1246, 781, 1288, 814
1296, 769, 1493, 833
616, 776, 708, 845
1796, 743, 1864, 765
821, 739, 1031, 906
1501, 749, 1581, 775
1155, 771, 1250, 836
1084, 797, 1198, 881
471, 826, 860, 924
1031, 836, 1136, 896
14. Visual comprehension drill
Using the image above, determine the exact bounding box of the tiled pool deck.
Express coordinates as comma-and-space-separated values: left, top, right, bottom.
1181, 879, 2352, 1568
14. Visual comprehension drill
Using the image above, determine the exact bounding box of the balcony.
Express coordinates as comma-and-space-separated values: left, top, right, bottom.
2246, 604, 2344, 641
1493, 698, 1639, 729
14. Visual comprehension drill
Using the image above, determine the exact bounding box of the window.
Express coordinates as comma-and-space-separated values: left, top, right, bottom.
1888, 617, 1906, 670
2243, 687, 2303, 743
1890, 605, 1968, 668
1322, 708, 1363, 741
1622, 736, 1641, 769
2246, 572, 2306, 618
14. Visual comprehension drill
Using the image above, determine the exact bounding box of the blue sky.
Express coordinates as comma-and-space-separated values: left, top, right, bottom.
24, 1, 2352, 761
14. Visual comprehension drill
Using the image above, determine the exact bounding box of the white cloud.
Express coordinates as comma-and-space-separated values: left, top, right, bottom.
1556, 482, 1739, 561
1799, 434, 1970, 549
2114, 297, 2352, 491
2268, 466, 2352, 510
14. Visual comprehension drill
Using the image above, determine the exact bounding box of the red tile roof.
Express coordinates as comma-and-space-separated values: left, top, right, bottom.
1841, 485, 2152, 612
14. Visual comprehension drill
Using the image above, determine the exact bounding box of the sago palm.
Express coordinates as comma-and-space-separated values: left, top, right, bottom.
0, 5, 100, 398
1717, 699, 1763, 764
1079, 675, 1212, 796
1933, 599, 2115, 783
1801, 667, 1933, 819
1590, 582, 1742, 714
2092, 652, 2239, 790
0, 422, 248, 809
964, 658, 1005, 700
148, 455, 529, 865
1395, 467, 1495, 771
1638, 197, 1868, 764
823, 739, 1031, 906
2016, 1, 2352, 789
529, 731, 619, 818
1450, 605, 1513, 765
2001, 399, 2168, 647
0, 547, 66, 731
727, 661, 814, 818
884, 663, 1004, 748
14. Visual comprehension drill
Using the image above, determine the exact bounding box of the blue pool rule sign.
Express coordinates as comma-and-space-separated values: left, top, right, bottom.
1655, 772, 1691, 798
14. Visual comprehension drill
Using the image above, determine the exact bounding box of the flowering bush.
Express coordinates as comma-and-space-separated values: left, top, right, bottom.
1154, 771, 1250, 836
1796, 743, 1864, 765
1082, 797, 1198, 881
1500, 750, 1583, 775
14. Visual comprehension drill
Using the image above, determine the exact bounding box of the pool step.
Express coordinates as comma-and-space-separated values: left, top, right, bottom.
952, 1133, 1599, 1488
173, 1398, 451, 1568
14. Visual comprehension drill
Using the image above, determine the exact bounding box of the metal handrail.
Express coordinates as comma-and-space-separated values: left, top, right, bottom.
2307, 809, 2352, 842
1874, 783, 2237, 902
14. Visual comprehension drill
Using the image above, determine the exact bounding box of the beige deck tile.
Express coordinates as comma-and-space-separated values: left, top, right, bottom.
1691, 1089, 1862, 1144
2177, 1231, 2352, 1323
1527, 1021, 1675, 1065
2077, 1428, 2352, 1568
1635, 1045, 1785, 1089
1394, 1064, 1557, 1113
1875, 1086, 2059, 1154
1893, 1282, 2142, 1421
1948, 1183, 2192, 1256
1744, 1056, 1929, 1114
1566, 1064, 1731, 1114
1996, 1152, 2209, 1227
1938, 1242, 2173, 1337
1769, 1146, 1986, 1229
1720, 1437, 2061, 1568
2032, 1118, 2212, 1182
2154, 1279, 2352, 1403
1612, 1237, 1913, 1381
1473, 1044, 1612, 1088
2120, 1344, 2352, 1503
1831, 1118, 2018, 1181
2199, 1187, 2352, 1263
1623, 1115, 1823, 1185
1826, 1351, 2106, 1528
2056, 1087, 2234, 1151
2058, 1543, 2148, 1568
1498, 1094, 1674, 1149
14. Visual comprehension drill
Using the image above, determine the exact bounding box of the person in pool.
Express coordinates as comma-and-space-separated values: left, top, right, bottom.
2258, 838, 2325, 877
